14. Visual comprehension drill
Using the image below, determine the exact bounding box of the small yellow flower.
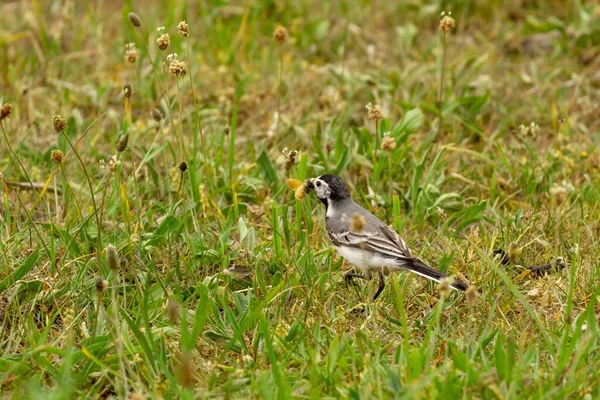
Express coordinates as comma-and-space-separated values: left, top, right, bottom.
286, 179, 307, 200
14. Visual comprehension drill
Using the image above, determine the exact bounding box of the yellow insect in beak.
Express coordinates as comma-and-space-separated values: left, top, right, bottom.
286, 179, 308, 200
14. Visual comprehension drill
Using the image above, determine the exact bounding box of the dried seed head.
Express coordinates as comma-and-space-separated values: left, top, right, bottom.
95, 277, 108, 292
381, 136, 396, 152
465, 285, 478, 304
178, 161, 188, 173
106, 244, 119, 271
550, 185, 568, 204
176, 352, 196, 388
123, 83, 133, 98
350, 213, 366, 232
100, 155, 121, 173
50, 150, 64, 163
365, 103, 383, 121
439, 12, 456, 33
52, 115, 67, 132
177, 21, 189, 37
125, 43, 138, 64
167, 298, 181, 324
437, 206, 447, 221
128, 12, 141, 27
116, 134, 129, 153
436, 277, 453, 297
168, 59, 187, 77
0, 103, 13, 121
273, 25, 288, 43
151, 108, 163, 122
157, 33, 170, 51
508, 242, 521, 261
281, 148, 299, 171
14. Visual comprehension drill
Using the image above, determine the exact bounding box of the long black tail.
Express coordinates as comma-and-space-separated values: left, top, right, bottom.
403, 258, 469, 291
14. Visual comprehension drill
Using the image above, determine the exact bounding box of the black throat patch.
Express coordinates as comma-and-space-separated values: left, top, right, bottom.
319, 197, 328, 210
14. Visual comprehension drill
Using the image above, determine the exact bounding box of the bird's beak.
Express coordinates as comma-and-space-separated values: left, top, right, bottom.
305, 179, 315, 192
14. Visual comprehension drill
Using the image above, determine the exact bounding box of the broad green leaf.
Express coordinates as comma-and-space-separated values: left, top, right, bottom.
257, 150, 278, 188
0, 250, 39, 293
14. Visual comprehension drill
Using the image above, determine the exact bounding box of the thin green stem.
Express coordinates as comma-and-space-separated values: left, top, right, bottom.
53, 173, 59, 222
276, 44, 284, 135
111, 279, 128, 397
186, 39, 205, 158
438, 32, 447, 137
59, 130, 102, 270
176, 78, 186, 160
60, 164, 83, 221
93, 289, 102, 340
97, 174, 112, 248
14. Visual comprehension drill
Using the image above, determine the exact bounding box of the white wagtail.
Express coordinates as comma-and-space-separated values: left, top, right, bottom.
305, 174, 469, 300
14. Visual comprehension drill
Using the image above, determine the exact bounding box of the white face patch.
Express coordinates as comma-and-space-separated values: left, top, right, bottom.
313, 177, 331, 199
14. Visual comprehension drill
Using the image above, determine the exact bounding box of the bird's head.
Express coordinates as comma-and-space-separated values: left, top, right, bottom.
306, 174, 351, 206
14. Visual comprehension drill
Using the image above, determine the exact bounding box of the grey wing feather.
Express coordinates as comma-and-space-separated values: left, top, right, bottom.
326, 214, 412, 261
378, 224, 412, 259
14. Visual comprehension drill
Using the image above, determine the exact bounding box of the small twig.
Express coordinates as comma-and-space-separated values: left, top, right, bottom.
493, 249, 567, 277
528, 257, 566, 277
2, 179, 62, 195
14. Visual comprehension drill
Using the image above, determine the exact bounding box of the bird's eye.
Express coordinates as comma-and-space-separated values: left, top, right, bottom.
316, 181, 321, 187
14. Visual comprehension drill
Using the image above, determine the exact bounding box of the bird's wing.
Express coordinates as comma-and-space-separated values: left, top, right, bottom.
327, 223, 413, 261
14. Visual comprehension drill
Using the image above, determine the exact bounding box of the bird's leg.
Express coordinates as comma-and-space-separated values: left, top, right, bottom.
344, 271, 366, 288
373, 270, 385, 300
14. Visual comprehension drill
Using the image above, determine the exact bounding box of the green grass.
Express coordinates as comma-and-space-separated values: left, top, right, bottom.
1, 0, 600, 398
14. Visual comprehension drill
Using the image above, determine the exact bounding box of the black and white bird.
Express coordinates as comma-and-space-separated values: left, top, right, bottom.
306, 174, 469, 300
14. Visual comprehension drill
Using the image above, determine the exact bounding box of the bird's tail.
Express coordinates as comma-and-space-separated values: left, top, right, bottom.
401, 258, 469, 291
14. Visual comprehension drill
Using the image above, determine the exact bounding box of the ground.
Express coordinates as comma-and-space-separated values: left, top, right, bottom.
1, 0, 600, 398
